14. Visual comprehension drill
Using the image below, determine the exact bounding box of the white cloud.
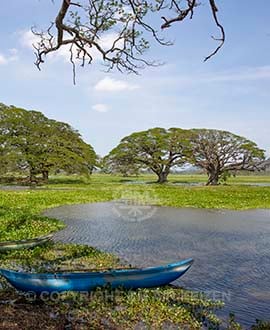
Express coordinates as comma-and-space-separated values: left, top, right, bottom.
0, 49, 19, 65
202, 66, 270, 83
49, 45, 71, 63
19, 30, 72, 64
79, 32, 124, 61
20, 30, 39, 49
0, 53, 7, 65
19, 30, 122, 61
9, 48, 18, 55
94, 77, 139, 92
18, 30, 126, 67
92, 103, 109, 112
180, 66, 270, 85
137, 65, 270, 93
99, 33, 122, 50
9, 48, 19, 62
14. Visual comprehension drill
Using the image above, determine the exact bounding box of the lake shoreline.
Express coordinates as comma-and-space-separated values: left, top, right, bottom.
44, 202, 270, 327
1, 177, 270, 328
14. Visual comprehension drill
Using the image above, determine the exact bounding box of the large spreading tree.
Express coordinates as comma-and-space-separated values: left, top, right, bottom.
189, 129, 265, 185
0, 103, 96, 183
106, 127, 192, 183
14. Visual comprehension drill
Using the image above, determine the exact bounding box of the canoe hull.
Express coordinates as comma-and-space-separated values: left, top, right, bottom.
0, 234, 53, 251
0, 259, 193, 293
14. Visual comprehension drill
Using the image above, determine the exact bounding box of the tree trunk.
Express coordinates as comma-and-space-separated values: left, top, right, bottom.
157, 171, 169, 184
42, 170, 49, 183
29, 169, 37, 185
206, 170, 220, 185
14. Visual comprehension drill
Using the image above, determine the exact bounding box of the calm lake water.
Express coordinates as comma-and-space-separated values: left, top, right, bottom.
44, 203, 270, 327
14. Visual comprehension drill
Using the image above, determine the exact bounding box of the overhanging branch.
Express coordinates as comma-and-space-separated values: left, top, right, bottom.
32, 0, 226, 82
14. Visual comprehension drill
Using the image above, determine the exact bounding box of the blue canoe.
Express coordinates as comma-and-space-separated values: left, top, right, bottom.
0, 258, 193, 293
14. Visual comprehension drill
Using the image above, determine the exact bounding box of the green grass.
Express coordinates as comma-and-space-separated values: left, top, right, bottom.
153, 185, 270, 209
0, 242, 224, 329
46, 173, 270, 187
0, 187, 114, 241
1, 174, 270, 241
1, 174, 269, 328
87, 173, 270, 184
0, 242, 120, 272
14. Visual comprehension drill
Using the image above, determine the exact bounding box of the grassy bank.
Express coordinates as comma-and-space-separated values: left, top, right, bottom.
0, 243, 224, 329
1, 174, 270, 328
1, 175, 270, 241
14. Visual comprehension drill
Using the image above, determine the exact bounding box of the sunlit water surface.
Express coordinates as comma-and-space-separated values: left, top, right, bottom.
44, 202, 270, 327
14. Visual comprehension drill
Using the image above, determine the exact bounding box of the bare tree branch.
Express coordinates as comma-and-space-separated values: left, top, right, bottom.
32, 0, 226, 83
161, 0, 197, 29
204, 0, 225, 62
33, 0, 167, 83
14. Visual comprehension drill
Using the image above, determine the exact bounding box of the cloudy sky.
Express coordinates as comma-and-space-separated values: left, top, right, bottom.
0, 1, 270, 156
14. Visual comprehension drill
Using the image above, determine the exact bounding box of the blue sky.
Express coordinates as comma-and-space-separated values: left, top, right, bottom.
0, 0, 270, 156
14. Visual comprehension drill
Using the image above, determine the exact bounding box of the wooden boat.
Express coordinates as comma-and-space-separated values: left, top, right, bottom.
0, 234, 53, 251
0, 258, 193, 293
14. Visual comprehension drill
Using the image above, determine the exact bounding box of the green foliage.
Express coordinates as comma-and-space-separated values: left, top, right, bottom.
0, 103, 96, 182
190, 129, 265, 185
0, 187, 114, 241
220, 170, 231, 184
0, 242, 223, 329
106, 127, 192, 183
251, 320, 270, 330
76, 286, 223, 329
0, 175, 270, 328
226, 313, 242, 330
0, 243, 119, 272
1, 174, 270, 242
102, 153, 141, 176
153, 184, 270, 209
105, 127, 265, 185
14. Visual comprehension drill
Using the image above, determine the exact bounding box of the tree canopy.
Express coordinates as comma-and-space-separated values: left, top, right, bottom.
32, 0, 224, 82
189, 129, 265, 185
102, 153, 141, 176
0, 103, 96, 183
106, 127, 266, 185
105, 127, 192, 183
